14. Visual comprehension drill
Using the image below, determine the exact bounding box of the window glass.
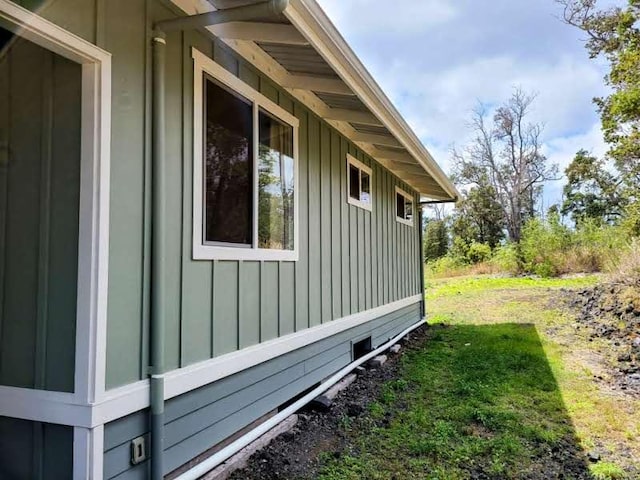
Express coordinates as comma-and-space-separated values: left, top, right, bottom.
258, 110, 295, 250
361, 171, 371, 203
204, 77, 253, 245
405, 197, 413, 221
349, 164, 360, 200
396, 192, 405, 219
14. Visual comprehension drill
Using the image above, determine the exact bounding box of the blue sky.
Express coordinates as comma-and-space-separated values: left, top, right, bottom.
317, 0, 612, 207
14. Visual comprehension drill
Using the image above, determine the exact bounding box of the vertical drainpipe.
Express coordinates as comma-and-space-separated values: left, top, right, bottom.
418, 206, 426, 318
151, 29, 167, 480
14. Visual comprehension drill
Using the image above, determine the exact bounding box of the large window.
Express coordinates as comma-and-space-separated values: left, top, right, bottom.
193, 48, 299, 261
347, 154, 372, 211
395, 186, 414, 226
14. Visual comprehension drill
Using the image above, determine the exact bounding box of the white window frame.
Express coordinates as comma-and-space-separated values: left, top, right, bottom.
346, 153, 372, 212
395, 186, 415, 227
192, 48, 299, 261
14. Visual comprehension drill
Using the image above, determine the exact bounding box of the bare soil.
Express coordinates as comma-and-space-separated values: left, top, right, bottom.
227, 326, 429, 480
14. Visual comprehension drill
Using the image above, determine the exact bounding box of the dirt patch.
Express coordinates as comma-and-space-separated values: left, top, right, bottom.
227, 326, 430, 480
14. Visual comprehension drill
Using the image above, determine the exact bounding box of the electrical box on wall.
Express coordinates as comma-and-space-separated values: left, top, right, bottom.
131, 436, 147, 465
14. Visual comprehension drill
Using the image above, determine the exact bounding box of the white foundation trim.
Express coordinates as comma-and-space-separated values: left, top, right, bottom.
0, 295, 421, 428
163, 294, 421, 399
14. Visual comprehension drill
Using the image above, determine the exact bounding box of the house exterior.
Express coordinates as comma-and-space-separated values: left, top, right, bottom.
0, 0, 458, 478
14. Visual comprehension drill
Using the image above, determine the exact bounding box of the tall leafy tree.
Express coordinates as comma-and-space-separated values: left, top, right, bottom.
561, 149, 625, 224
559, 0, 640, 188
424, 219, 449, 261
451, 185, 505, 249
454, 89, 558, 242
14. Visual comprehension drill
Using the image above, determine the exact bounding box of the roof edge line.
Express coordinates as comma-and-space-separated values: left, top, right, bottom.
286, 0, 459, 200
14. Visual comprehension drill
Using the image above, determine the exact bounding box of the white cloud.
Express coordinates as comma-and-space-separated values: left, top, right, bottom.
318, 0, 458, 34
316, 0, 611, 207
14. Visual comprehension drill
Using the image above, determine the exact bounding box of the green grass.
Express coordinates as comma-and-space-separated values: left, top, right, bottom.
316, 275, 639, 479
426, 274, 600, 300
318, 322, 579, 479
590, 462, 626, 480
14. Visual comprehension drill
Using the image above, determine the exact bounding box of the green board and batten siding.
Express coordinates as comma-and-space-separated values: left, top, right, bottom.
2, 1, 425, 478
0, 417, 73, 480
13, 0, 422, 390
62, 0, 422, 390
0, 25, 80, 393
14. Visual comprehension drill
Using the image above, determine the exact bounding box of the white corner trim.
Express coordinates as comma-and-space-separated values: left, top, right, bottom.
73, 426, 104, 480
395, 186, 414, 227
0, 0, 111, 408
191, 48, 300, 262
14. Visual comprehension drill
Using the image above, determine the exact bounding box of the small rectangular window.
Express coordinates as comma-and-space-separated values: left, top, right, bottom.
395, 186, 414, 226
347, 154, 373, 211
192, 48, 299, 261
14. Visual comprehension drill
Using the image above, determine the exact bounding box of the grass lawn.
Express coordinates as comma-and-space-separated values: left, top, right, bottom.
317, 275, 640, 480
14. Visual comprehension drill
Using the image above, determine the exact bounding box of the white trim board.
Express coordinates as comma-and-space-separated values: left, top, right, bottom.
0, 3, 111, 479
0, 295, 422, 428
163, 294, 422, 399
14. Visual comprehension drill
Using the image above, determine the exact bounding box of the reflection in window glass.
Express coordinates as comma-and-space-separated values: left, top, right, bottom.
361, 171, 371, 203
349, 164, 360, 200
258, 110, 295, 250
204, 77, 253, 245
396, 193, 405, 219
404, 197, 413, 221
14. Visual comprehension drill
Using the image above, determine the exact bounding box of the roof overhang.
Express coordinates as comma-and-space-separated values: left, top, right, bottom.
169, 0, 460, 202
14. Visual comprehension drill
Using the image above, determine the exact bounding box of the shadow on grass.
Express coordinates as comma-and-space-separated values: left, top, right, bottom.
319, 323, 594, 480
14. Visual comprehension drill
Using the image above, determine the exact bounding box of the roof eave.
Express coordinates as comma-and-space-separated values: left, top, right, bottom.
285, 0, 459, 201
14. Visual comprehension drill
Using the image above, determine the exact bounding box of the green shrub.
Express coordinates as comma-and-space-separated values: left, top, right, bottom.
621, 201, 640, 238
518, 215, 630, 277
490, 244, 521, 275
427, 255, 466, 276
466, 242, 492, 264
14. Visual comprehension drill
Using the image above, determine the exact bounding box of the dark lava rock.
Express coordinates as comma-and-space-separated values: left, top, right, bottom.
307, 395, 332, 412
587, 450, 601, 462
345, 402, 364, 417
560, 281, 640, 397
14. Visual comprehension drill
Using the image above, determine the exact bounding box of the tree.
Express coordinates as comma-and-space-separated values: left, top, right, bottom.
558, 0, 640, 188
424, 219, 449, 261
451, 185, 505, 249
561, 149, 625, 224
454, 89, 558, 242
